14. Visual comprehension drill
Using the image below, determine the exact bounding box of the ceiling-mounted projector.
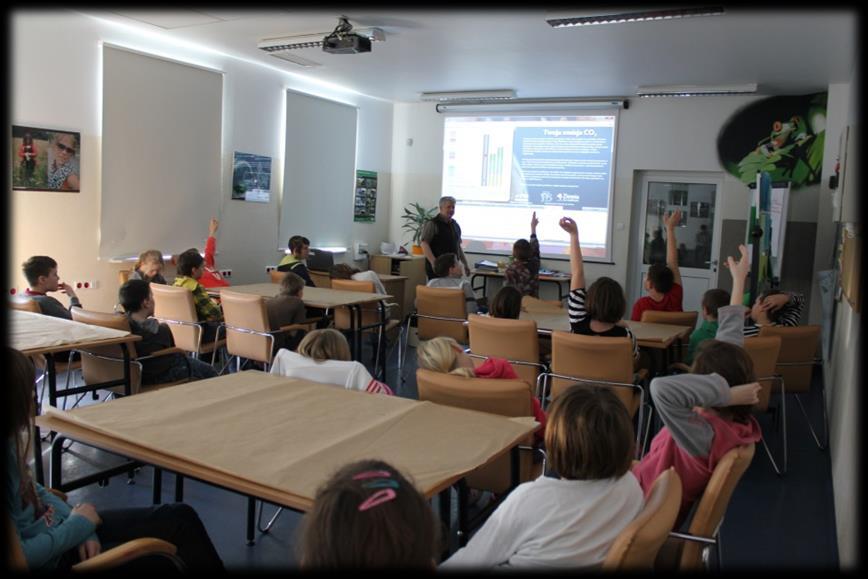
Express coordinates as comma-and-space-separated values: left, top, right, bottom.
322, 16, 372, 54
258, 16, 382, 55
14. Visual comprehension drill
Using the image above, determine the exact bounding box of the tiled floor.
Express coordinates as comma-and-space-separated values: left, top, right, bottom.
36, 342, 839, 570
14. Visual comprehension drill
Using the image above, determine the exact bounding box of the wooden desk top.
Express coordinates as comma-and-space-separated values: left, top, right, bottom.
519, 310, 688, 349
471, 269, 571, 282
36, 371, 534, 511
214, 283, 392, 309
10, 309, 141, 356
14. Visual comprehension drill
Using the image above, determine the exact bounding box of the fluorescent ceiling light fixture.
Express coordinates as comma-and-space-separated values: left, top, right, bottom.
315, 246, 348, 253
258, 27, 384, 52
420, 90, 516, 102
436, 97, 626, 114
637, 83, 757, 97
547, 6, 724, 27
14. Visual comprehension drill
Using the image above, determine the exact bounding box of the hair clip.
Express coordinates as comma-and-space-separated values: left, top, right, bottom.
352, 470, 392, 481
361, 479, 399, 490
358, 488, 397, 512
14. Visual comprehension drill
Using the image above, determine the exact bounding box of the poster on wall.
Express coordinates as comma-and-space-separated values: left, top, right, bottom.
354, 170, 378, 223
232, 151, 271, 203
12, 125, 81, 192
717, 92, 826, 189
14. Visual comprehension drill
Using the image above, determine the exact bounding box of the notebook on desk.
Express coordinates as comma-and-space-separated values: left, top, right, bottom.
475, 259, 498, 271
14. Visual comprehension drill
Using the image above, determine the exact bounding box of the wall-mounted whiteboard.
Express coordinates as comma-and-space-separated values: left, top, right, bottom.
279, 90, 358, 250
100, 45, 223, 260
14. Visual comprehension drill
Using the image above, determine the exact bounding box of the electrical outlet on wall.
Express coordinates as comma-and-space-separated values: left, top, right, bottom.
219, 269, 232, 278
265, 265, 277, 273
73, 280, 99, 290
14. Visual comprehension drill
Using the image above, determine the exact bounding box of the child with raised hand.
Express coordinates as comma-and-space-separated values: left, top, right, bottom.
504, 212, 541, 297
631, 209, 684, 321
440, 384, 643, 569
4, 347, 224, 571
417, 336, 546, 443
269, 328, 393, 395
298, 459, 440, 569
633, 244, 762, 523
198, 217, 230, 288
560, 217, 638, 360
129, 250, 167, 285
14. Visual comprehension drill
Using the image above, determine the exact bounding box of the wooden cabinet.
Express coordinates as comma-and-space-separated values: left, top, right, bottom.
370, 255, 426, 319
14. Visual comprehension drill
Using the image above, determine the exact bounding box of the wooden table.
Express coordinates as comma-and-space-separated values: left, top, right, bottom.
211, 283, 393, 362
10, 309, 141, 484
471, 269, 572, 302
36, 371, 535, 547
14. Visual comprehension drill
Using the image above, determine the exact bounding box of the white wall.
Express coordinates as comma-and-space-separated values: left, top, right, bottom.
10, 11, 393, 312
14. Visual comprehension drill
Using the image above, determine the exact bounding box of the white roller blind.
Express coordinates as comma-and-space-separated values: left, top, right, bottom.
279, 90, 357, 250
101, 46, 222, 260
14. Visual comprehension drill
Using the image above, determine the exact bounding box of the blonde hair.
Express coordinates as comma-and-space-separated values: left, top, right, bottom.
416, 337, 474, 378
134, 249, 164, 271
297, 329, 352, 362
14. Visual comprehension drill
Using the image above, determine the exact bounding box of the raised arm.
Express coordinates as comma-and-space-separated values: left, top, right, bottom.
717, 244, 750, 346
559, 217, 585, 291
529, 212, 540, 278
663, 209, 682, 286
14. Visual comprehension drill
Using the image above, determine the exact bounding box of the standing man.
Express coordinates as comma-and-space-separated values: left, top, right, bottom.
420, 196, 470, 280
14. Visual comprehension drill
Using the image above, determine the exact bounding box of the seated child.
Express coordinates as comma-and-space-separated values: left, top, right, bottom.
426, 253, 483, 314
119, 280, 218, 384
743, 289, 806, 337
21, 255, 82, 319
687, 288, 730, 364
128, 249, 167, 284
172, 249, 223, 343
277, 235, 315, 287
265, 272, 308, 351
489, 286, 522, 320
269, 329, 393, 395
504, 212, 541, 297
631, 209, 684, 321
5, 347, 224, 571
633, 244, 762, 524
417, 336, 546, 443
198, 218, 230, 289
441, 384, 643, 569
329, 263, 388, 295
298, 459, 439, 569
559, 217, 638, 360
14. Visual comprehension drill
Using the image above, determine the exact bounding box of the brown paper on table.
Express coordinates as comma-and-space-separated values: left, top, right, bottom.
41, 371, 534, 509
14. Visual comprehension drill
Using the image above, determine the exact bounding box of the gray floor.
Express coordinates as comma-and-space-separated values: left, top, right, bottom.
36, 340, 839, 570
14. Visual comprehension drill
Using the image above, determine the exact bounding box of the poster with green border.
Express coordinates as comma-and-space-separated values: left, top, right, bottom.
354, 170, 378, 223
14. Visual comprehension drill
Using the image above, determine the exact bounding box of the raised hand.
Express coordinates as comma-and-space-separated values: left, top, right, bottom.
558, 216, 578, 236
531, 211, 539, 234
723, 244, 750, 281
663, 208, 682, 229
209, 217, 219, 237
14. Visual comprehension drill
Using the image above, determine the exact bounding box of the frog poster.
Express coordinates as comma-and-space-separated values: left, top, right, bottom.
717, 92, 826, 188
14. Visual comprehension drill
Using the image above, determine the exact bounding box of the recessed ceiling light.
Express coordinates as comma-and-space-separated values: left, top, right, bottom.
547, 6, 725, 27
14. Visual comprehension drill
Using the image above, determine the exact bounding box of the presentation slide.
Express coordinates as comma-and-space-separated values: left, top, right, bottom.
442, 113, 618, 261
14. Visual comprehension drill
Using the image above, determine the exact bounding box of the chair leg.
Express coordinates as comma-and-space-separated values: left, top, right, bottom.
760, 436, 784, 476
640, 405, 655, 459
794, 393, 827, 450
256, 501, 284, 534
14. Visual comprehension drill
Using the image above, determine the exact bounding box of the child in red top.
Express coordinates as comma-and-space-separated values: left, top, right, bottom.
631, 209, 684, 320
198, 218, 230, 289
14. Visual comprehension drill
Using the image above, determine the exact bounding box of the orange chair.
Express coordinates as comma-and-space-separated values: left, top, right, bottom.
743, 336, 786, 475
760, 325, 826, 450
268, 269, 285, 284
658, 444, 756, 570
403, 285, 469, 381
117, 269, 132, 285
640, 310, 698, 362
150, 284, 225, 367
520, 295, 564, 313
467, 313, 545, 397
603, 468, 683, 570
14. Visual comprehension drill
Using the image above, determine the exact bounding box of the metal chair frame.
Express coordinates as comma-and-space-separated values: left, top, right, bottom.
400, 312, 469, 382
215, 323, 276, 373
776, 358, 827, 450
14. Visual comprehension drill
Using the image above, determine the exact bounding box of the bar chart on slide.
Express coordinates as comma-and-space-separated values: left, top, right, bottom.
443, 125, 513, 202
480, 134, 505, 188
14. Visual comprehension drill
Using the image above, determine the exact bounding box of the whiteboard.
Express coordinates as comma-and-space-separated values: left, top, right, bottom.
278, 91, 358, 250
100, 46, 223, 260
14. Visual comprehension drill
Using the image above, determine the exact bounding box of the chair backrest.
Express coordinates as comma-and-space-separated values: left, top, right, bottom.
550, 331, 639, 416
151, 284, 200, 352
743, 336, 782, 412
416, 368, 534, 493
603, 468, 683, 570
759, 325, 821, 394
269, 269, 285, 284
8, 295, 41, 313
521, 295, 564, 313
71, 308, 142, 394
330, 279, 380, 330
309, 269, 331, 288
118, 269, 132, 285
468, 314, 540, 386
673, 444, 756, 570
220, 289, 274, 364
640, 310, 698, 330
415, 285, 468, 343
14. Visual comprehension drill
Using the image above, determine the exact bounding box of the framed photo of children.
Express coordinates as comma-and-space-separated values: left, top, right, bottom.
231, 151, 272, 203
353, 169, 378, 223
12, 125, 81, 192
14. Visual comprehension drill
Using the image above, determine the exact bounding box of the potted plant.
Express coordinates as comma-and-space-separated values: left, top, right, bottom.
401, 202, 438, 255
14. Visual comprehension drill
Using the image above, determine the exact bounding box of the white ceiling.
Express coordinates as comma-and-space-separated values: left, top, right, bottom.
81, 8, 857, 103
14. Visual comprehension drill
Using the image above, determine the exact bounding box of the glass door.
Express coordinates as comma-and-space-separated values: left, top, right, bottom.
635, 173, 722, 315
